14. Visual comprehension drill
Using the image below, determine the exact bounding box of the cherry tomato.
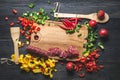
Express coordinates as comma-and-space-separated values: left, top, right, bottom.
66, 62, 74, 71
99, 28, 108, 37
89, 20, 97, 28
97, 9, 105, 20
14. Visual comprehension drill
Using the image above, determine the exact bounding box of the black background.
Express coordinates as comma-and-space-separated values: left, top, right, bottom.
0, 0, 120, 80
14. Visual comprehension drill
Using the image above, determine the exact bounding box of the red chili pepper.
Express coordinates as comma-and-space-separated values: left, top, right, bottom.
20, 30, 25, 35
26, 36, 31, 40
98, 65, 104, 69
18, 17, 23, 21
60, 18, 80, 30
10, 22, 15, 27
36, 27, 40, 31
5, 16, 8, 21
78, 73, 85, 78
29, 30, 33, 34
12, 9, 18, 14
59, 25, 72, 30
64, 19, 73, 27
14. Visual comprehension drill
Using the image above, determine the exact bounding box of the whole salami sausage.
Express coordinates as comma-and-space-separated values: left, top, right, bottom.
26, 45, 79, 59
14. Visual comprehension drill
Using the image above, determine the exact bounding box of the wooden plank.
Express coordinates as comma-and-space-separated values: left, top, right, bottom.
30, 20, 88, 59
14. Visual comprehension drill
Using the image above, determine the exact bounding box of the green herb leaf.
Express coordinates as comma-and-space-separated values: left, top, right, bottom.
54, 17, 59, 21
77, 34, 82, 37
39, 8, 45, 14
66, 30, 75, 34
28, 3, 34, 8
75, 24, 81, 32
98, 42, 104, 50
47, 0, 51, 4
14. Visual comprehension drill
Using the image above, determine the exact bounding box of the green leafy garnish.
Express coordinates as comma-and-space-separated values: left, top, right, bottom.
98, 42, 104, 50
75, 24, 81, 32
66, 29, 75, 34
78, 34, 82, 37
28, 3, 34, 8
47, 0, 51, 4
39, 8, 45, 14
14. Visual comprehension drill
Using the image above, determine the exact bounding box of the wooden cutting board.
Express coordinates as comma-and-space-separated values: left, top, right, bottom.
30, 20, 88, 60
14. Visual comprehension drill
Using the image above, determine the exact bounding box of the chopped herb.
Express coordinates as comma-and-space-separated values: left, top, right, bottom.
78, 34, 82, 37
50, 8, 54, 16
75, 24, 81, 32
54, 17, 59, 21
48, 22, 51, 26
28, 3, 34, 8
39, 8, 45, 14
48, 0, 51, 4
82, 21, 99, 54
66, 29, 75, 34
98, 42, 104, 50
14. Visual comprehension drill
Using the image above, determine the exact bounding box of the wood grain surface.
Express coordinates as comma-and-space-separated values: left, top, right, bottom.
0, 0, 120, 80
30, 21, 88, 59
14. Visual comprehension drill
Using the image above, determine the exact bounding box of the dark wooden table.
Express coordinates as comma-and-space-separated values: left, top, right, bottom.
0, 0, 120, 80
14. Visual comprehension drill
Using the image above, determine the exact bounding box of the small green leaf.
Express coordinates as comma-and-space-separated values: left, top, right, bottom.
66, 30, 75, 34
75, 24, 81, 32
98, 42, 104, 50
28, 3, 34, 8
48, 22, 50, 26
47, 0, 51, 4
39, 8, 45, 14
54, 17, 59, 21
77, 34, 82, 37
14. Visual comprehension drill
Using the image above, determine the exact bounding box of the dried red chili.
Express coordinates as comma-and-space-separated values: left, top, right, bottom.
78, 73, 85, 78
